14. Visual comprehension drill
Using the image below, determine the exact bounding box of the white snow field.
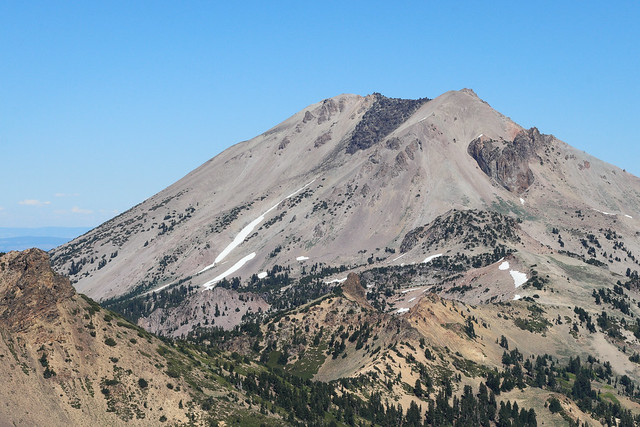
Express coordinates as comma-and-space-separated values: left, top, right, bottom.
513, 294, 522, 301
497, 260, 528, 290
202, 252, 256, 290
422, 253, 443, 263
198, 179, 316, 274
510, 270, 528, 288
257, 271, 268, 279
396, 308, 410, 314
520, 198, 525, 205
296, 256, 309, 261
401, 288, 421, 294
408, 297, 416, 302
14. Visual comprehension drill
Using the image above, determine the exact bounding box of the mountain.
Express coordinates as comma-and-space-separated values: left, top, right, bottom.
50, 89, 640, 304
46, 89, 640, 424
0, 249, 556, 426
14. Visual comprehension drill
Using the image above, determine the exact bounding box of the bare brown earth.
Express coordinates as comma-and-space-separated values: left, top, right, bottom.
260, 265, 640, 425
0, 250, 276, 426
138, 286, 269, 337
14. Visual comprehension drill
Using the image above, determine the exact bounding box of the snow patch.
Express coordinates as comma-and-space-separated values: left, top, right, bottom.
392, 253, 407, 262
422, 253, 443, 264
257, 271, 268, 279
592, 208, 616, 216
625, 214, 633, 219
401, 288, 420, 294
296, 256, 309, 261
396, 308, 410, 314
202, 252, 256, 290
519, 198, 525, 205
199, 216, 264, 274
498, 260, 527, 288
143, 281, 174, 295
510, 270, 528, 288
513, 294, 522, 301
325, 277, 347, 284
199, 179, 316, 274
408, 297, 416, 302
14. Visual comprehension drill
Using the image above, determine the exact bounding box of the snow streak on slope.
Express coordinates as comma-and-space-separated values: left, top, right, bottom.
202, 253, 256, 290
422, 253, 443, 263
198, 179, 316, 275
325, 277, 347, 284
392, 253, 407, 262
592, 208, 616, 216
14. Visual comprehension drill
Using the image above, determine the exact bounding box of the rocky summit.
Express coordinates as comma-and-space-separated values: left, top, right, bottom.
29, 89, 640, 425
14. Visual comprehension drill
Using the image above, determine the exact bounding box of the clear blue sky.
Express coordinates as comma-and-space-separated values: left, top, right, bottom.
1, 1, 638, 228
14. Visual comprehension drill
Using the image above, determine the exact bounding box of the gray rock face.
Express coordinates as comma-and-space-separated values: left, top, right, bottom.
467, 127, 551, 194
345, 93, 430, 154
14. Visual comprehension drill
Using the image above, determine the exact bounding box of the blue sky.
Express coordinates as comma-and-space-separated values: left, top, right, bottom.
1, 1, 638, 228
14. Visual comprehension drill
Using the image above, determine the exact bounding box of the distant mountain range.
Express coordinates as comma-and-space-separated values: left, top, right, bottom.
0, 227, 90, 251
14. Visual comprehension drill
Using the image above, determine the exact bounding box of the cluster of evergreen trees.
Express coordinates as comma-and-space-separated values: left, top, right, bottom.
485, 339, 640, 426
229, 365, 537, 426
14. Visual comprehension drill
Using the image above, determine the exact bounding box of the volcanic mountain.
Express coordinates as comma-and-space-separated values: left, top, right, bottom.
50, 89, 640, 307
37, 89, 640, 424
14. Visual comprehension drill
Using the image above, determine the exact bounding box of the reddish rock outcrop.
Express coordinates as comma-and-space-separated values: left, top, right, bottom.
468, 127, 551, 194
0, 249, 75, 332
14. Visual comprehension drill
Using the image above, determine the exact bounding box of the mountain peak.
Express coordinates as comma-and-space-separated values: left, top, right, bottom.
51, 88, 640, 310
459, 87, 479, 98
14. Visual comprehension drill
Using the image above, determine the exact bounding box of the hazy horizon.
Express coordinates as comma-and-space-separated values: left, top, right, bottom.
0, 226, 91, 252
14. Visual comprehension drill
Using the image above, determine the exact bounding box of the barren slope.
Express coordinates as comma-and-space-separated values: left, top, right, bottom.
50, 89, 640, 333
